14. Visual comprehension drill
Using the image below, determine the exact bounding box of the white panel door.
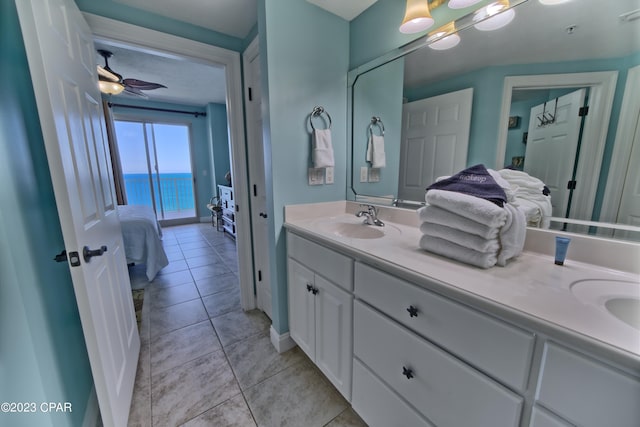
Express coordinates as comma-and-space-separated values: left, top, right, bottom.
524, 89, 586, 218
243, 39, 272, 318
615, 108, 640, 232
287, 259, 316, 359
398, 88, 473, 201
314, 275, 353, 400
15, 1, 139, 426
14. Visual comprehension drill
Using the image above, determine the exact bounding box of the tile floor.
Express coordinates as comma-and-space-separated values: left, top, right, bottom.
127, 223, 367, 427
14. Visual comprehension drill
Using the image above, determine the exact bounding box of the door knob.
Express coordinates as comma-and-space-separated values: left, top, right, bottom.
83, 245, 107, 262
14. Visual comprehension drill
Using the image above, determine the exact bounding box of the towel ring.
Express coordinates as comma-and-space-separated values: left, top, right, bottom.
369, 116, 385, 136
309, 106, 332, 130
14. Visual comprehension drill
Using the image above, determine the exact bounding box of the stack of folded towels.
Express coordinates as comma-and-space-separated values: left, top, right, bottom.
498, 169, 552, 228
417, 164, 526, 269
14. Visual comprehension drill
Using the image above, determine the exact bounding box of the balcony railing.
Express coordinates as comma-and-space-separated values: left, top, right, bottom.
124, 174, 195, 216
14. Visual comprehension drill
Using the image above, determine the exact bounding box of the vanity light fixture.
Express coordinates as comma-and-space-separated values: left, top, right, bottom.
473, 0, 516, 31
538, 0, 571, 5
399, 0, 435, 34
427, 22, 461, 50
448, 0, 483, 9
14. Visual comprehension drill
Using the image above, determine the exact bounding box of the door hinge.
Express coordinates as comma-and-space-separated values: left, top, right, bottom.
235, 204, 239, 212
248, 87, 253, 101
578, 106, 589, 117
567, 180, 577, 190
253, 184, 257, 197
258, 270, 262, 281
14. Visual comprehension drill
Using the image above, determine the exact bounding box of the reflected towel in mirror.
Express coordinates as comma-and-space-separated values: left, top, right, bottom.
366, 134, 386, 168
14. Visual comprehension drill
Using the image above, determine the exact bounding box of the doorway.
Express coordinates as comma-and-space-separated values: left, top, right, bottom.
114, 120, 197, 222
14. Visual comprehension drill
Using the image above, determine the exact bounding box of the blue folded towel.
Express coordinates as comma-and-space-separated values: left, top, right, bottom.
426, 164, 507, 207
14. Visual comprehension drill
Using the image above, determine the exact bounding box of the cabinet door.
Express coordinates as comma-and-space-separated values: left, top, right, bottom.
288, 259, 316, 359
315, 275, 353, 400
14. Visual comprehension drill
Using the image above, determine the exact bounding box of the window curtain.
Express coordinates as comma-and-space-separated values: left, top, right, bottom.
102, 100, 126, 205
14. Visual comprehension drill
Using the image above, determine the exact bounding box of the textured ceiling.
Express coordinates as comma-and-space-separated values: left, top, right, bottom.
113, 0, 257, 39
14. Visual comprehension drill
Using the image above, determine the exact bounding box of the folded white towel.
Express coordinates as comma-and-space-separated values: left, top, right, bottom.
499, 169, 546, 191
496, 203, 527, 266
488, 169, 516, 203
420, 222, 500, 254
419, 235, 497, 269
425, 189, 507, 229
366, 134, 386, 168
312, 129, 334, 168
417, 206, 500, 240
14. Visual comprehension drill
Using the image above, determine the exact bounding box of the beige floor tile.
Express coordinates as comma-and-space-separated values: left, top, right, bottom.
151, 270, 193, 288
195, 273, 238, 297
202, 286, 242, 318
185, 254, 222, 269
211, 309, 271, 347
225, 331, 306, 390
190, 263, 232, 280
181, 394, 256, 427
156, 259, 189, 275
148, 282, 200, 309
151, 351, 241, 427
151, 320, 222, 375
325, 408, 368, 427
244, 358, 348, 427
150, 299, 208, 338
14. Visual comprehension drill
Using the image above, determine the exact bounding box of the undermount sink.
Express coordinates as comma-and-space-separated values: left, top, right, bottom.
570, 279, 640, 330
313, 218, 401, 239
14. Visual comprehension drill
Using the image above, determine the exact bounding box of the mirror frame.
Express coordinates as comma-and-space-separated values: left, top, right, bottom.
495, 71, 618, 221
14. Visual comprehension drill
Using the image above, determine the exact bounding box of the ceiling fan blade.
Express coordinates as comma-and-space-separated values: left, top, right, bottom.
123, 78, 167, 91
123, 86, 149, 99
97, 65, 120, 82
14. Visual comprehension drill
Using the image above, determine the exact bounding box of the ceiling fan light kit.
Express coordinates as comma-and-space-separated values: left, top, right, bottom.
96, 49, 166, 97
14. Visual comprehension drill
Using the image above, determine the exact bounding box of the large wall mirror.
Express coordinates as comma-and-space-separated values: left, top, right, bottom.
348, 0, 640, 240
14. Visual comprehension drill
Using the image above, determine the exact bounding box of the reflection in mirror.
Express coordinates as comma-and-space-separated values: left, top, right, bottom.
349, 0, 640, 240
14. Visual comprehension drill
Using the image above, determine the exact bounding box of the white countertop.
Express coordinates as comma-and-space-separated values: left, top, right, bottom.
284, 201, 640, 366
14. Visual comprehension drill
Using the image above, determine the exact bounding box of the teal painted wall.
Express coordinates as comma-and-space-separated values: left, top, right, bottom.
74, 0, 244, 52
352, 58, 405, 198
1, 2, 94, 426
259, 0, 349, 333
110, 99, 230, 218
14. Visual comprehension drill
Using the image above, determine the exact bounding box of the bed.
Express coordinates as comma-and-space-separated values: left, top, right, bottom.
117, 205, 169, 281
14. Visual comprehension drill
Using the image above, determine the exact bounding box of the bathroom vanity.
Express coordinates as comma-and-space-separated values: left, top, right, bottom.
284, 201, 640, 427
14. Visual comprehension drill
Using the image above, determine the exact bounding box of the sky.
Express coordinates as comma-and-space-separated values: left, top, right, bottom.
114, 121, 192, 175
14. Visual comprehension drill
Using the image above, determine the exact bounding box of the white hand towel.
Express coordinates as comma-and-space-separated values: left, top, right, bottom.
496, 203, 527, 266
419, 235, 497, 269
313, 129, 334, 168
417, 205, 499, 240
420, 222, 500, 254
366, 135, 386, 168
425, 189, 508, 229
489, 169, 516, 203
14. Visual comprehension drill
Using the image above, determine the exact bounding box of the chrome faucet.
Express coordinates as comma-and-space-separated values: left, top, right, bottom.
356, 204, 385, 227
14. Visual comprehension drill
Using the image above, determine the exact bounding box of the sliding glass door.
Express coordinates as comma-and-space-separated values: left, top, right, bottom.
114, 120, 196, 221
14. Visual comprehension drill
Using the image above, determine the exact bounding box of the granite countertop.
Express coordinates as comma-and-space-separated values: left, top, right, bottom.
284, 201, 640, 367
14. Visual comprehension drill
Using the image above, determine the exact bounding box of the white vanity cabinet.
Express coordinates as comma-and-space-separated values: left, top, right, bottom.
287, 233, 354, 400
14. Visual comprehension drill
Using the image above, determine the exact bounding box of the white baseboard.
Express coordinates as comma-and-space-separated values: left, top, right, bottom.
270, 325, 296, 354
82, 386, 100, 427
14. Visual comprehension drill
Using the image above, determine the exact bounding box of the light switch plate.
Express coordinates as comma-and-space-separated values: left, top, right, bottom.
325, 167, 334, 184
308, 168, 324, 185
360, 167, 368, 183
368, 168, 380, 182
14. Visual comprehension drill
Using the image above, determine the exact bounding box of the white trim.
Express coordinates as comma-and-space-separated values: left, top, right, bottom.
83, 14, 255, 310
270, 325, 297, 354
496, 71, 618, 220
82, 386, 100, 427
600, 65, 640, 223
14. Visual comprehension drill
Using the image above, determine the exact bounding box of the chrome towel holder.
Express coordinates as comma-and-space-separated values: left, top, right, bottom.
309, 106, 332, 130
369, 116, 385, 136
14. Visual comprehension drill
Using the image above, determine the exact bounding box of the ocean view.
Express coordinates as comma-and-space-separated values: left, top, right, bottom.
124, 173, 195, 211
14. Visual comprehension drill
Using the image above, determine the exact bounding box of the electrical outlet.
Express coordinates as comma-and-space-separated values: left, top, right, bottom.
368, 168, 380, 182
360, 167, 368, 183
325, 167, 334, 184
308, 168, 324, 185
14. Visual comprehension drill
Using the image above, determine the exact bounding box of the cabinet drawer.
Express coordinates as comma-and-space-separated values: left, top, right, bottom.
219, 185, 233, 201
529, 406, 572, 427
536, 342, 640, 427
354, 300, 523, 427
355, 262, 534, 391
287, 233, 353, 291
352, 358, 433, 427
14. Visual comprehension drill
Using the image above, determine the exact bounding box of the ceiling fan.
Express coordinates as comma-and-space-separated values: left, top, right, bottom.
97, 49, 166, 97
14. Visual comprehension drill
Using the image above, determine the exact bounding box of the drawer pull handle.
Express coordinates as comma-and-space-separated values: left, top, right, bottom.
402, 366, 414, 380
311, 287, 319, 295
407, 305, 419, 318
306, 284, 313, 293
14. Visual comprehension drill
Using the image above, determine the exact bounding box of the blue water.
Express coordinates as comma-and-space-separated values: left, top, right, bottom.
124, 173, 194, 211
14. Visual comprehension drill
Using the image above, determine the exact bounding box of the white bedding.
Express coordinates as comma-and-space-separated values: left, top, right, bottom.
117, 205, 168, 281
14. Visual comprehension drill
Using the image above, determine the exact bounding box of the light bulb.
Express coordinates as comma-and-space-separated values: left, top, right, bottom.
448, 0, 483, 9
428, 32, 461, 50
473, 1, 516, 31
